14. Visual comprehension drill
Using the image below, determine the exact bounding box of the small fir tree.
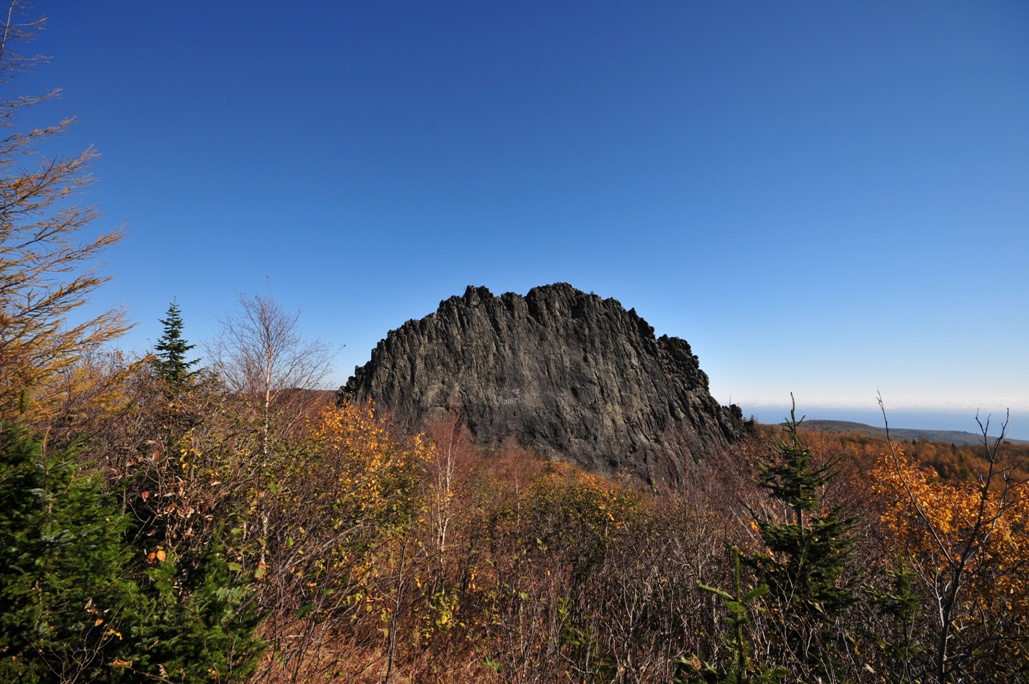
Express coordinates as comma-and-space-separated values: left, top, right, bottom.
745, 398, 858, 677
0, 423, 138, 682
126, 536, 265, 682
685, 547, 785, 684
0, 422, 265, 682
154, 301, 199, 386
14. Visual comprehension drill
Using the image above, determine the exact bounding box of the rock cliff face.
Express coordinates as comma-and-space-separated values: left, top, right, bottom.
339, 284, 740, 484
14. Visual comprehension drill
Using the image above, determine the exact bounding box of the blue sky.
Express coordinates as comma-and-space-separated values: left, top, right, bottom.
19, 2, 1029, 437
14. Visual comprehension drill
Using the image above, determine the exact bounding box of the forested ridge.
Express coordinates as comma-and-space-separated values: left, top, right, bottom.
1, 4, 1026, 682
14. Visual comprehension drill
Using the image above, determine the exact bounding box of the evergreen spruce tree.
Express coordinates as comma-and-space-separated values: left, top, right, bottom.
126, 536, 265, 682
0, 423, 265, 682
154, 301, 199, 386
0, 423, 138, 682
745, 398, 858, 678
685, 548, 785, 683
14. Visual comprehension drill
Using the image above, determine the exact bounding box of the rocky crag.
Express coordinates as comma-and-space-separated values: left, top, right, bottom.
339, 283, 742, 485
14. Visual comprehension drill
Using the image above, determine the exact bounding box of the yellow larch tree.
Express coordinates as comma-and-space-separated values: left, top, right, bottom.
0, 2, 127, 421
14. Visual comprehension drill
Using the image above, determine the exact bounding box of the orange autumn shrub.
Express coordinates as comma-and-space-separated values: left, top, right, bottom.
871, 444, 1029, 678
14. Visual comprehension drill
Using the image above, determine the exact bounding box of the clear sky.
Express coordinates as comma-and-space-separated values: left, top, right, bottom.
19, 2, 1029, 438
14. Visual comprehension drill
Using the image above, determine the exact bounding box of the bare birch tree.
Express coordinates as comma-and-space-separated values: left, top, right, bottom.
206, 292, 334, 452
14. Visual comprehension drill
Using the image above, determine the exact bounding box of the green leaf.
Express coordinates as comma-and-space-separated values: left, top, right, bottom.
697, 581, 734, 601
742, 584, 770, 602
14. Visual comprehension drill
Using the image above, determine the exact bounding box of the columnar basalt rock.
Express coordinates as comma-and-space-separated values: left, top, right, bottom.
339, 283, 740, 485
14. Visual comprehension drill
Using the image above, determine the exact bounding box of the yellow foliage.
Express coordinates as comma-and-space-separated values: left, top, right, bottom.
300, 401, 434, 517
270, 401, 433, 602
871, 445, 1029, 620
0, 103, 127, 420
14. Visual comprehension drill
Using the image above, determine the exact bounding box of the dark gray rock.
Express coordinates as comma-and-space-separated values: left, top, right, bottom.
338, 283, 740, 485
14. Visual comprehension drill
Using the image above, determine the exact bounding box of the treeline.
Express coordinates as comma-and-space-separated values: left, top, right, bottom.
811, 428, 1029, 483
2, 4, 1027, 681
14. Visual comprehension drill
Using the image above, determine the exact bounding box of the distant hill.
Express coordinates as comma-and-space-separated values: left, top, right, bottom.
794, 419, 1026, 446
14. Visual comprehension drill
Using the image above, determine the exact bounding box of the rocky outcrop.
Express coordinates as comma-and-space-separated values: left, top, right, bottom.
339, 283, 741, 485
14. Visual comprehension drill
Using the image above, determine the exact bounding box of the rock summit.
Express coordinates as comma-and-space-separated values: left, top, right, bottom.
339, 283, 741, 484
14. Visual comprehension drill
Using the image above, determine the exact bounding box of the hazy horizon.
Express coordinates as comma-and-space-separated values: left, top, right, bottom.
740, 402, 1025, 441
